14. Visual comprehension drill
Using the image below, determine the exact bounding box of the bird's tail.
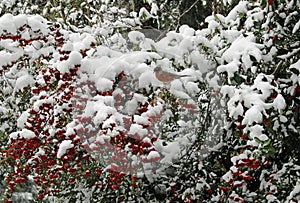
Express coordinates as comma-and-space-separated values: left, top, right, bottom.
178, 75, 190, 78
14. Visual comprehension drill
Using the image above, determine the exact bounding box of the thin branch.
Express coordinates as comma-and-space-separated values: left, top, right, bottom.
175, 0, 200, 30
178, 0, 200, 19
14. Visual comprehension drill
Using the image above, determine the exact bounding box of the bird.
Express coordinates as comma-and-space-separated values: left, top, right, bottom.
154, 66, 190, 83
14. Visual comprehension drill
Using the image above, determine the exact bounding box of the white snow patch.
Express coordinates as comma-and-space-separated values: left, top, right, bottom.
139, 70, 158, 88
20, 129, 36, 139
96, 78, 113, 92
222, 35, 262, 68
272, 94, 286, 111
154, 140, 181, 165
292, 20, 300, 34
290, 60, 300, 72
134, 115, 150, 125
225, 1, 248, 24
68, 51, 82, 65
128, 31, 145, 44
129, 124, 148, 137
242, 106, 262, 125
57, 140, 74, 158
10, 129, 36, 139
217, 60, 239, 79
15, 74, 35, 91
56, 60, 70, 74
249, 124, 264, 138
147, 151, 160, 161
17, 111, 29, 128
229, 102, 244, 119
286, 182, 300, 202
36, 148, 45, 156
222, 171, 233, 183
179, 25, 195, 36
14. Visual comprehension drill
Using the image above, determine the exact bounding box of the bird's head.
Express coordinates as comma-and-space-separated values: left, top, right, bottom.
154, 66, 162, 72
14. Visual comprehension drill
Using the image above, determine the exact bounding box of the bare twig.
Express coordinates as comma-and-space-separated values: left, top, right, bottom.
179, 0, 200, 19
175, 0, 200, 30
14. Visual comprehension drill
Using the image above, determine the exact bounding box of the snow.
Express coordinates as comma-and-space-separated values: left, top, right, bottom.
285, 11, 298, 27
230, 166, 238, 173
79, 99, 116, 125
10, 129, 36, 139
33, 97, 54, 112
102, 117, 117, 128
249, 124, 264, 138
139, 7, 157, 21
247, 139, 259, 147
95, 78, 114, 92
272, 94, 286, 111
286, 183, 300, 202
195, 32, 215, 49
0, 14, 17, 34
82, 34, 96, 48
139, 70, 158, 88
228, 102, 244, 119
134, 115, 150, 125
189, 51, 210, 73
62, 42, 74, 51
170, 80, 191, 99
154, 140, 181, 165
13, 14, 27, 28
266, 194, 278, 202
233, 180, 243, 187
206, 73, 220, 90
128, 31, 145, 44
253, 74, 274, 97
94, 109, 113, 125
20, 129, 36, 139
220, 85, 235, 98
222, 34, 263, 68
245, 8, 264, 29
231, 152, 248, 164
207, 19, 221, 32
17, 111, 29, 128
0, 50, 22, 68
225, 1, 248, 24
242, 106, 263, 125
185, 81, 201, 95
150, 3, 159, 15
36, 148, 45, 156
179, 25, 195, 36
57, 140, 74, 158
56, 60, 71, 74
290, 60, 300, 72
95, 134, 110, 145
0, 39, 19, 53
124, 99, 138, 115
221, 30, 241, 44
217, 60, 239, 81
28, 15, 49, 35
129, 124, 148, 137
14, 73, 35, 91
279, 115, 288, 123
222, 171, 233, 183
0, 2, 299, 202
147, 151, 160, 161
12, 192, 33, 201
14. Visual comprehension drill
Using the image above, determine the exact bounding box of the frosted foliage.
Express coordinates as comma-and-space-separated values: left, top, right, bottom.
1, 0, 299, 202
